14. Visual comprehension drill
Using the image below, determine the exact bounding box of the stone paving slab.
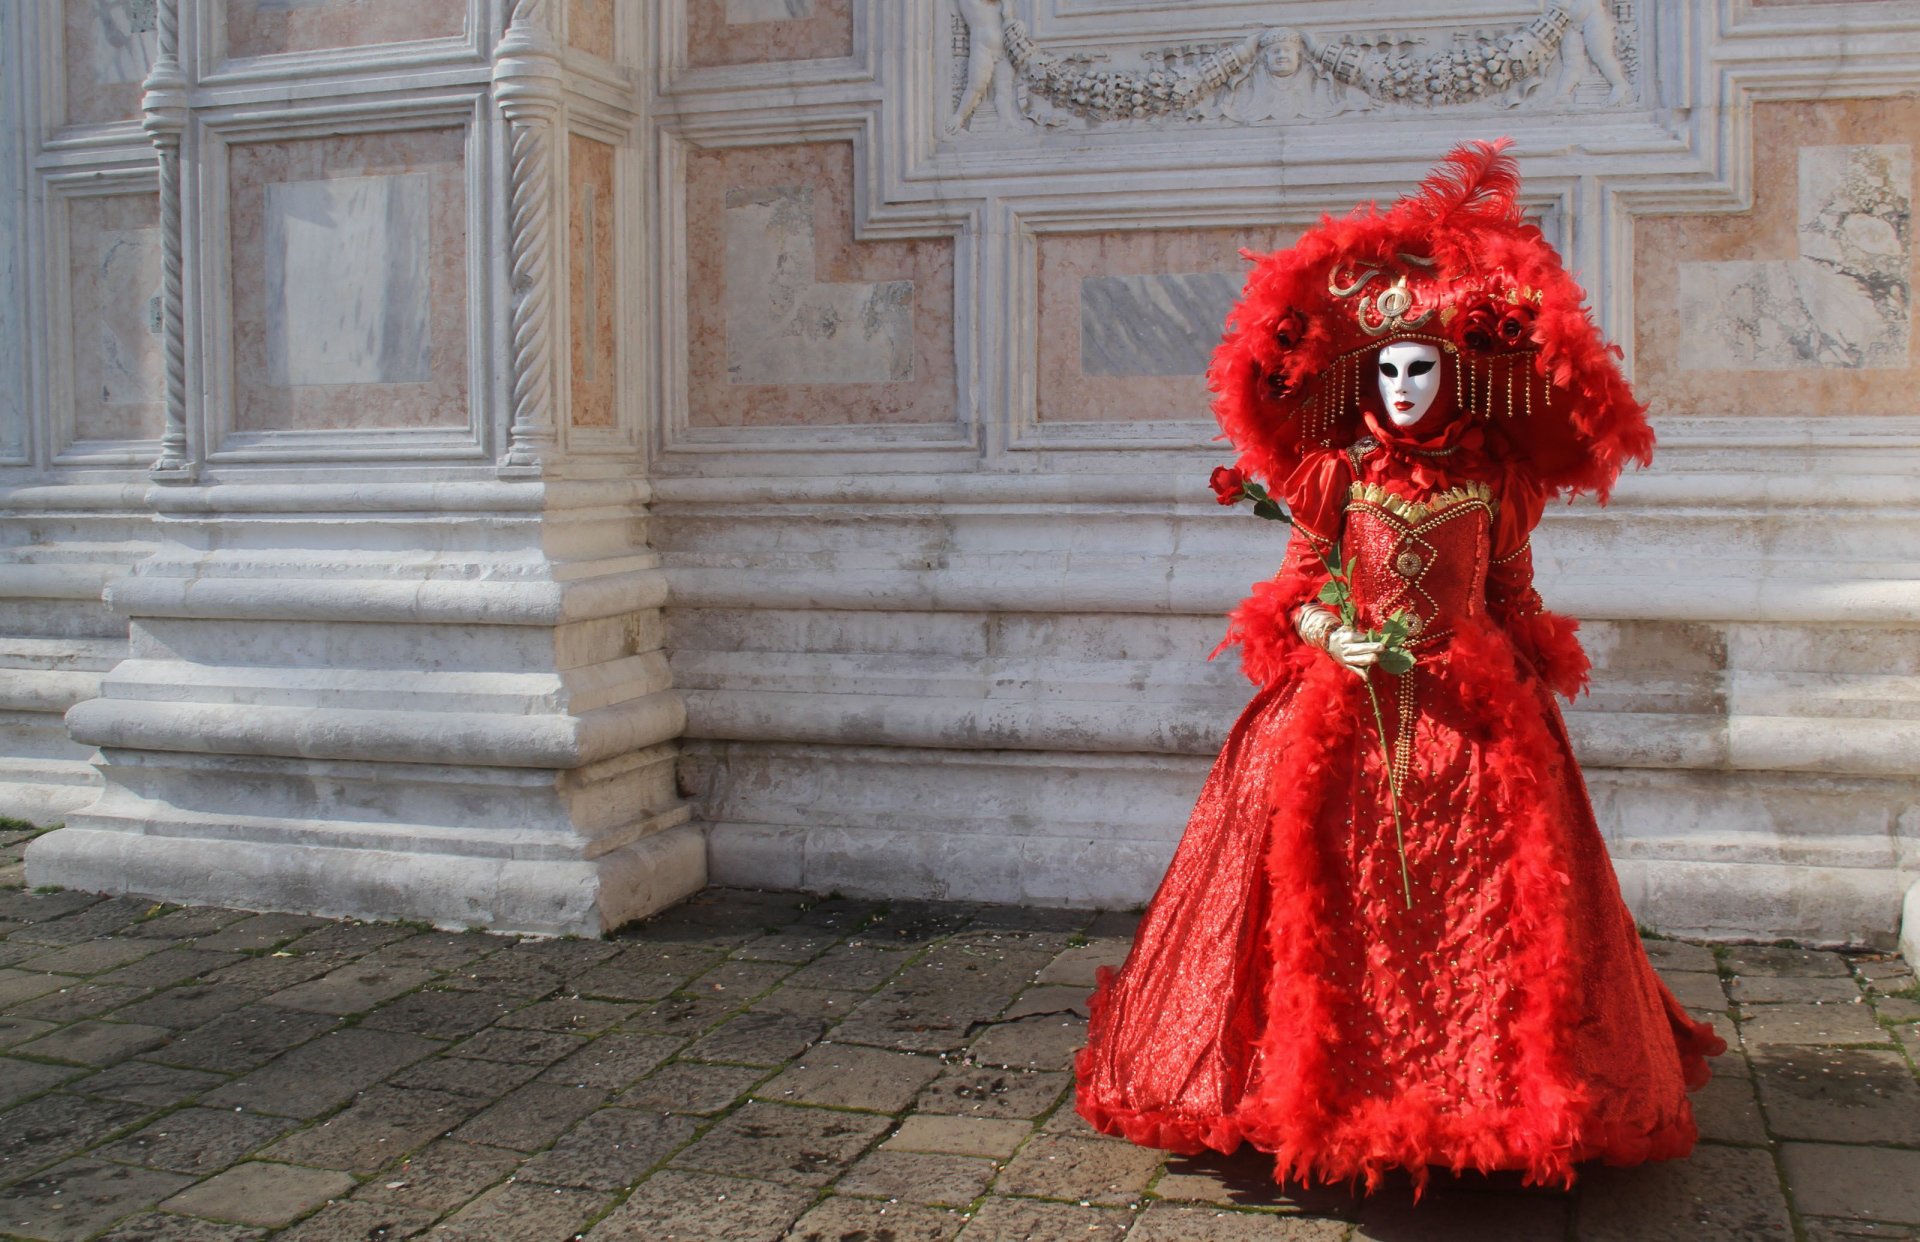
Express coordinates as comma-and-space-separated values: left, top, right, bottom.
0, 863, 1916, 1240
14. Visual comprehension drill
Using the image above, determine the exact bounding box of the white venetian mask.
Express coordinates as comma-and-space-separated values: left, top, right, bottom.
1376, 341, 1441, 428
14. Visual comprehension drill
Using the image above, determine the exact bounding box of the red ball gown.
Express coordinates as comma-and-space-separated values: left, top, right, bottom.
1073, 141, 1727, 1197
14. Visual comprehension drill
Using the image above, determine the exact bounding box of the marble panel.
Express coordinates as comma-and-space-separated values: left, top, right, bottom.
66, 193, 165, 444
1036, 226, 1297, 423
687, 0, 851, 68
724, 186, 913, 385
265, 173, 432, 388
225, 0, 466, 60
567, 0, 616, 60
63, 0, 157, 127
229, 129, 469, 433
568, 134, 616, 430
1635, 99, 1920, 417
686, 143, 955, 428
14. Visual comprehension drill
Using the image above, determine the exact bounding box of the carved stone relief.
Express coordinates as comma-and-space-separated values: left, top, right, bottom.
947, 0, 1637, 133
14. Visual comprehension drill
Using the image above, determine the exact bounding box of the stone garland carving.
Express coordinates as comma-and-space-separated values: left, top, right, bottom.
494, 0, 563, 475
141, 0, 191, 480
949, 0, 1634, 133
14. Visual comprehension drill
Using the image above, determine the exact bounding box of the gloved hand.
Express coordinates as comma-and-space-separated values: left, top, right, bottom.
1294, 604, 1384, 675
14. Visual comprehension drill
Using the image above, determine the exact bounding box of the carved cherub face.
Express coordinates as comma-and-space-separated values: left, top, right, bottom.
1259, 29, 1303, 75
1376, 341, 1442, 427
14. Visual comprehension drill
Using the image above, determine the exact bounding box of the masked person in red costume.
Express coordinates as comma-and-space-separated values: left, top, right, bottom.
1073, 139, 1726, 1199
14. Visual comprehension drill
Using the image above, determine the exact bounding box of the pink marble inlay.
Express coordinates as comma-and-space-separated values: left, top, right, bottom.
225, 0, 466, 60
63, 0, 157, 128
1037, 226, 1299, 423
569, 134, 616, 430
686, 143, 956, 429
228, 129, 470, 433
68, 192, 166, 444
687, 0, 852, 68
568, 0, 616, 60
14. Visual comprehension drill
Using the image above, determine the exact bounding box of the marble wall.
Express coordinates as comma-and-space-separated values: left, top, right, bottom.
569, 133, 617, 430
1037, 227, 1296, 424
62, 0, 157, 128
65, 192, 166, 446
228, 129, 470, 433
686, 0, 853, 68
685, 142, 955, 428
224, 0, 467, 60
567, 0, 616, 60
1636, 99, 1918, 417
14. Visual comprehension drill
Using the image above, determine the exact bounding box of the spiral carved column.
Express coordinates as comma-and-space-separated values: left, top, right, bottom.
142, 0, 192, 482
494, 0, 564, 476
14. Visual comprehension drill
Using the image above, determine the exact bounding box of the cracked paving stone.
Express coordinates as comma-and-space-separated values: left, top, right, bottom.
968, 1013, 1090, 1072
1724, 947, 1852, 978
915, 1065, 1070, 1120
263, 1086, 479, 1173
519, 1108, 699, 1191
186, 913, 330, 953
1782, 1143, 1920, 1225
280, 921, 416, 957
450, 1080, 608, 1152
833, 986, 1018, 1054
95, 1213, 266, 1241
783, 1197, 966, 1242
98, 1106, 296, 1176
749, 986, 862, 1024
1751, 1046, 1920, 1144
783, 944, 912, 992
1003, 984, 1094, 1020
687, 960, 795, 1001
447, 1026, 586, 1065
351, 1140, 521, 1216
501, 938, 623, 972
0, 1093, 155, 1182
0, 890, 106, 923
672, 1100, 892, 1187
1690, 1067, 1769, 1145
204, 953, 353, 994
0, 1015, 57, 1049
954, 1197, 1132, 1240
1656, 971, 1727, 1011
122, 907, 258, 941
428, 1179, 611, 1242
1137, 1203, 1351, 1241
18, 938, 162, 977
539, 1031, 683, 1089
1574, 1142, 1793, 1241
8, 897, 155, 945
262, 963, 437, 1016
93, 949, 240, 991
732, 927, 838, 965
16, 1019, 170, 1066
273, 1200, 437, 1241
14, 982, 150, 1023
361, 989, 514, 1041
359, 932, 494, 974
110, 984, 272, 1030
585, 1168, 812, 1241
148, 1006, 340, 1073
1730, 974, 1864, 1005
614, 1061, 767, 1115
682, 1010, 826, 1066
0, 1057, 86, 1108
0, 1159, 195, 1242
161, 1162, 356, 1229
991, 1132, 1160, 1206
837, 1149, 999, 1206
203, 1028, 443, 1119
496, 996, 637, 1033
0, 969, 68, 1007
886, 1115, 1032, 1160
1638, 940, 1718, 973
1034, 940, 1132, 987
623, 989, 741, 1037
437, 957, 564, 1004
756, 1042, 944, 1112
384, 1054, 541, 1101
1738, 1002, 1891, 1047
76, 1061, 226, 1107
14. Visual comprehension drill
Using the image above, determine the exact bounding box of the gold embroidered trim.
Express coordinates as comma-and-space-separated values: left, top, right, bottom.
1491, 539, 1530, 567
1346, 480, 1495, 524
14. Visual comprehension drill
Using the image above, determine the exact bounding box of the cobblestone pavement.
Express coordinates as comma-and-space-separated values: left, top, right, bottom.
2, 826, 1918, 1240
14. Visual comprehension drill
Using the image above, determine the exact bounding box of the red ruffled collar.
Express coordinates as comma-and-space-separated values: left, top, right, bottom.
1358, 406, 1490, 493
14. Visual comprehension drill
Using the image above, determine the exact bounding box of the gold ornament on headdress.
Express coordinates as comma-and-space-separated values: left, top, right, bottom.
1329, 260, 1437, 338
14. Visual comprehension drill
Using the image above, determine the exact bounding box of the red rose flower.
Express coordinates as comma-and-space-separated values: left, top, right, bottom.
1273, 309, 1309, 350
1209, 465, 1247, 505
1497, 304, 1537, 346
1459, 304, 1500, 352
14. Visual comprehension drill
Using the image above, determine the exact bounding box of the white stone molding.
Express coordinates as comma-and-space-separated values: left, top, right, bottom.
495, 0, 565, 476
143, 0, 193, 482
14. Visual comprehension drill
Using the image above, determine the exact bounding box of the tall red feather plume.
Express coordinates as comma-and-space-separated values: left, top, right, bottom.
1400, 137, 1522, 227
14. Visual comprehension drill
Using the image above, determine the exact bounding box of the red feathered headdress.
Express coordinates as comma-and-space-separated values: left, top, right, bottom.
1208, 138, 1652, 500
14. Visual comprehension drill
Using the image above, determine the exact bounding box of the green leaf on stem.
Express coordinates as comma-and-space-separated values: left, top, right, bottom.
1317, 581, 1345, 606
1377, 649, 1416, 676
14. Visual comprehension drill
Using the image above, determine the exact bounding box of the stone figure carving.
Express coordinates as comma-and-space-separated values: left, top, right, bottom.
945, 1, 1638, 132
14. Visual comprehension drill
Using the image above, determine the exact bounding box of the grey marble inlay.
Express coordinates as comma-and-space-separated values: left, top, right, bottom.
724, 185, 913, 386
1080, 271, 1241, 377
87, 227, 165, 406
1680, 144, 1911, 371
92, 0, 159, 85
265, 172, 433, 388
726, 0, 813, 24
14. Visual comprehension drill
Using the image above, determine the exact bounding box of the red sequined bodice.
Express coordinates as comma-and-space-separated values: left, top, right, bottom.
1343, 481, 1494, 649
